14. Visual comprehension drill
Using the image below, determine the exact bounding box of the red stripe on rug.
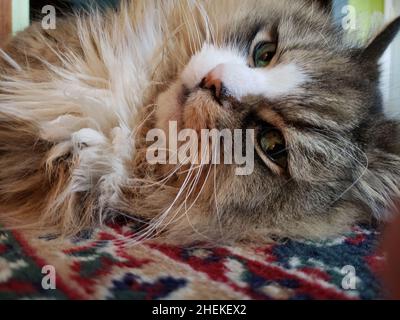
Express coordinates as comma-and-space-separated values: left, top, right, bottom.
150, 243, 355, 300
0, 281, 36, 294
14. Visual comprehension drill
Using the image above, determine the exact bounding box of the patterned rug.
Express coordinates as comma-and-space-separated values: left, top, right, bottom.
0, 223, 385, 300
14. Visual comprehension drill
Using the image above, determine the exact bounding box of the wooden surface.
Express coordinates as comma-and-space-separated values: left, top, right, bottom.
0, 0, 12, 47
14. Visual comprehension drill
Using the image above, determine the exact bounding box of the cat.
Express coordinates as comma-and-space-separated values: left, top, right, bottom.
0, 0, 400, 244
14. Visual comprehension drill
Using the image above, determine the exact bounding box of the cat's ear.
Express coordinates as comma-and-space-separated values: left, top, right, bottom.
360, 16, 400, 62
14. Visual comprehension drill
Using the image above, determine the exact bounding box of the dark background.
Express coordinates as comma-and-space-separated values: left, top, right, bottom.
30, 0, 72, 20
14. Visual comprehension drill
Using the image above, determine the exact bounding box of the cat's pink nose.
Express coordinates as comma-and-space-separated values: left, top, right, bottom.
200, 72, 223, 99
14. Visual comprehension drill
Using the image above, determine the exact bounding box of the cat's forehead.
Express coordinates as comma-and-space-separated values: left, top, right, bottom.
213, 1, 337, 50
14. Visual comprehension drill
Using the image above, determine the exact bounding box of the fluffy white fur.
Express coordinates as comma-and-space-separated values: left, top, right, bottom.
182, 44, 308, 99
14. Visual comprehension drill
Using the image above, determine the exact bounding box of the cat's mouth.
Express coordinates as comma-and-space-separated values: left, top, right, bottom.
178, 85, 191, 106
178, 84, 231, 131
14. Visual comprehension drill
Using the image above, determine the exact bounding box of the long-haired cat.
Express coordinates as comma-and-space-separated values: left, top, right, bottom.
0, 0, 400, 244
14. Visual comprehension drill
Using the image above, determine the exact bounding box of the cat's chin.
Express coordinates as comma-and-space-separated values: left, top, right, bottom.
155, 81, 225, 133
154, 82, 185, 133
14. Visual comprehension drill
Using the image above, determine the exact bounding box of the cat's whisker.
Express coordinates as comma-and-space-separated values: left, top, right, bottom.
107, 157, 198, 246
128, 170, 203, 245
143, 139, 214, 243
181, 141, 209, 211
180, 160, 215, 242
114, 160, 206, 245
130, 153, 202, 241
213, 158, 223, 238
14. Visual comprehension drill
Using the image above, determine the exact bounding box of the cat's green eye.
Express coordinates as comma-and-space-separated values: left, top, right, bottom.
253, 42, 277, 68
259, 129, 287, 168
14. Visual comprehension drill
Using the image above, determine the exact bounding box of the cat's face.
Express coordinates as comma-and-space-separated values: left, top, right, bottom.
148, 0, 400, 242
